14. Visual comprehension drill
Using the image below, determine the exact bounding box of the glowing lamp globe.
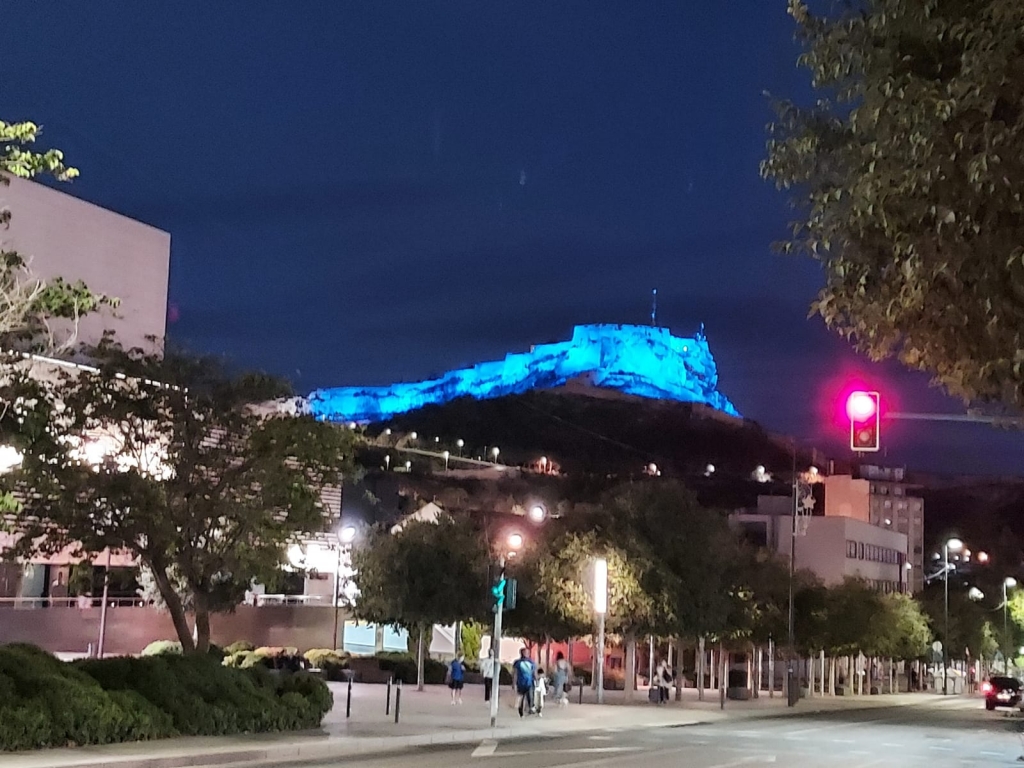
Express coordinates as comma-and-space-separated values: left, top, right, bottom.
846, 391, 877, 422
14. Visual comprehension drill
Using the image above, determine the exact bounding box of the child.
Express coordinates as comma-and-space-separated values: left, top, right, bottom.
534, 667, 547, 716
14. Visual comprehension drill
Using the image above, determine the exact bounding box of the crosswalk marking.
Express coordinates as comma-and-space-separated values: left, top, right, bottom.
471, 739, 497, 758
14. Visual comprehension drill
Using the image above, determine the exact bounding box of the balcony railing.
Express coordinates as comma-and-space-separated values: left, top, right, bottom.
0, 597, 146, 609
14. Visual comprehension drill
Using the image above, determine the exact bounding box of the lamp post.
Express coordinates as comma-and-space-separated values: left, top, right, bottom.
594, 558, 608, 704
442, 450, 450, 472
332, 525, 357, 649
489, 531, 524, 727
1005, 577, 1018, 666
943, 537, 964, 695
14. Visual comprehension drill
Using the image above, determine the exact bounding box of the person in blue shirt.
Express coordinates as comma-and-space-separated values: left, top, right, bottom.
512, 647, 535, 716
448, 654, 465, 705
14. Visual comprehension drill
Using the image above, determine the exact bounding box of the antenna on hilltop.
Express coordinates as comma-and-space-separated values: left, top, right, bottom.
651, 289, 658, 327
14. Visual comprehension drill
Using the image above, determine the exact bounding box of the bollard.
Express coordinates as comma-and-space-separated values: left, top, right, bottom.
578, 678, 584, 706
346, 676, 352, 718
720, 685, 725, 710
394, 680, 402, 723
386, 676, 393, 715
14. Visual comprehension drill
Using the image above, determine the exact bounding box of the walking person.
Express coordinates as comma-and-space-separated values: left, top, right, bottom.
553, 651, 571, 707
656, 659, 672, 703
535, 668, 547, 717
449, 654, 465, 705
512, 647, 536, 717
482, 649, 497, 702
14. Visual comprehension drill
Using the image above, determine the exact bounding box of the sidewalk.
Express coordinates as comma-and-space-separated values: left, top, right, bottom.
1, 683, 967, 768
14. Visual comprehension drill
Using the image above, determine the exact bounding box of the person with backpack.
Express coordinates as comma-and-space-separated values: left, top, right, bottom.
656, 659, 673, 703
512, 647, 535, 716
448, 654, 465, 705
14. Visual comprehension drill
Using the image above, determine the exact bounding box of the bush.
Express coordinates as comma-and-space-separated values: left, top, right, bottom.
0, 644, 335, 751
224, 640, 255, 655
141, 640, 182, 656
303, 649, 349, 681
374, 654, 446, 685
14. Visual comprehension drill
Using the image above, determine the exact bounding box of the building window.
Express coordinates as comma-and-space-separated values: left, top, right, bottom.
884, 500, 892, 509
846, 540, 857, 558
859, 542, 865, 560
894, 486, 904, 496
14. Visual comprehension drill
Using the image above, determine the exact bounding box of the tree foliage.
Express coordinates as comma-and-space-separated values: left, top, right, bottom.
4, 342, 356, 653
763, 0, 1024, 408
0, 119, 113, 352
349, 515, 490, 632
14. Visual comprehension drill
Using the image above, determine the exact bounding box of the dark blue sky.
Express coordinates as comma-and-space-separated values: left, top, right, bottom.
2, 2, 1020, 474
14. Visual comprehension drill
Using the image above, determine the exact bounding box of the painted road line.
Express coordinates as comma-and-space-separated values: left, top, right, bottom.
471, 740, 497, 758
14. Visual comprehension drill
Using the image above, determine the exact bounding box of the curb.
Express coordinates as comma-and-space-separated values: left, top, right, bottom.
11, 695, 965, 768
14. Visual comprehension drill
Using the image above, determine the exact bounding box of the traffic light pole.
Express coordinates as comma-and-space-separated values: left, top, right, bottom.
489, 556, 504, 728
787, 449, 798, 707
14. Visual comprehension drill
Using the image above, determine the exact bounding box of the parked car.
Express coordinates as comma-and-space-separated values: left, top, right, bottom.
982, 676, 1021, 710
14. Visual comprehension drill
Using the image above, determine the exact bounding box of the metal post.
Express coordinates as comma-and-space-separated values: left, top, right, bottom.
386, 676, 392, 715
596, 612, 606, 704
943, 543, 950, 695
333, 546, 342, 650
394, 680, 402, 723
489, 557, 505, 728
1004, 581, 1009, 665
346, 677, 352, 718
787, 449, 798, 707
96, 550, 112, 658
648, 635, 655, 689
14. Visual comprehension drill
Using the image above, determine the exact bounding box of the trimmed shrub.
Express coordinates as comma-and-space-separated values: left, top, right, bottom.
140, 640, 182, 656
375, 654, 447, 685
303, 649, 349, 681
0, 644, 335, 751
224, 640, 255, 655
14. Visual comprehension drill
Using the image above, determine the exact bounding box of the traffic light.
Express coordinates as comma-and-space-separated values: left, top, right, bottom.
847, 390, 880, 452
489, 569, 517, 612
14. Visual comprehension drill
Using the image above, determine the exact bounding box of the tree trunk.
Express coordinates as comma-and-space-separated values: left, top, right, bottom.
624, 631, 637, 700
416, 626, 426, 691
193, 595, 211, 655
697, 636, 706, 701
149, 563, 195, 653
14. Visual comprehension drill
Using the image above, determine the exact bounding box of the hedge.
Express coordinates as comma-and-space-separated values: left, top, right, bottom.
0, 644, 333, 751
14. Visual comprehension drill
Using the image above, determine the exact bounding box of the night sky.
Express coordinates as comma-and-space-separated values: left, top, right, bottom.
2, 2, 1021, 475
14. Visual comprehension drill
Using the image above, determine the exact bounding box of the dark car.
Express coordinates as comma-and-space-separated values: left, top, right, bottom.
982, 676, 1021, 710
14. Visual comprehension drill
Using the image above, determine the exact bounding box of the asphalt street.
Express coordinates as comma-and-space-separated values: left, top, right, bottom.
274, 698, 1024, 768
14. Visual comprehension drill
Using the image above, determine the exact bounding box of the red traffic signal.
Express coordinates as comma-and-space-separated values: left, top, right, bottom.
847, 391, 880, 452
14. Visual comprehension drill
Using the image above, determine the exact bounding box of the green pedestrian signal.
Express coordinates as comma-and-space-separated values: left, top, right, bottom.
492, 577, 507, 607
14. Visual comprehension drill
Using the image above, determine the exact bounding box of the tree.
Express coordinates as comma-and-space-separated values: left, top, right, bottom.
349, 515, 490, 687
5, 342, 355, 653
763, 1, 1024, 408
0, 120, 113, 351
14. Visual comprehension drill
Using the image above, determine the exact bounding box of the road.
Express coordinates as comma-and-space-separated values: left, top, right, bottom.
279, 698, 1024, 767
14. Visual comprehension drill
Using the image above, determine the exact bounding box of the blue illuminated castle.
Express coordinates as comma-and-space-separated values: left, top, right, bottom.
307, 324, 740, 423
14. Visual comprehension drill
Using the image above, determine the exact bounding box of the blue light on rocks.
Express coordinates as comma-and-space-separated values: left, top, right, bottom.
307, 324, 739, 423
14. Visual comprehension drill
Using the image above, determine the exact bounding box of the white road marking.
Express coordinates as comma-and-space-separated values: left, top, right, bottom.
588, 735, 614, 741
927, 745, 953, 751
980, 750, 1005, 757
704, 757, 777, 768
553, 747, 642, 754
471, 739, 497, 758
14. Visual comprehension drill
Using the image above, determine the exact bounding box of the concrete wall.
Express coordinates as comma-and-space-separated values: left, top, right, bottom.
0, 605, 351, 656
3, 176, 170, 351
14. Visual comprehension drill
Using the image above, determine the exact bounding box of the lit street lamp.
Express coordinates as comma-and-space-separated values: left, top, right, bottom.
507, 532, 524, 553
593, 558, 608, 704
528, 504, 547, 524
456, 438, 464, 456
943, 537, 964, 695
333, 525, 358, 648
491, 446, 500, 463
1004, 577, 1018, 664
442, 450, 450, 472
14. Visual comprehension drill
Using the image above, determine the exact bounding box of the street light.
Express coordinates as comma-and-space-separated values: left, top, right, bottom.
1004, 577, 1018, 665
593, 558, 608, 704
491, 446, 500, 463
507, 532, 524, 552
333, 526, 358, 648
442, 450, 450, 472
943, 537, 964, 695
528, 504, 547, 524
456, 438, 464, 456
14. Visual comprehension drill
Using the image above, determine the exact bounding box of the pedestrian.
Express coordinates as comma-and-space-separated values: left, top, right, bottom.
553, 651, 571, 707
535, 667, 547, 717
449, 654, 465, 705
482, 649, 497, 702
512, 647, 536, 717
656, 659, 672, 703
